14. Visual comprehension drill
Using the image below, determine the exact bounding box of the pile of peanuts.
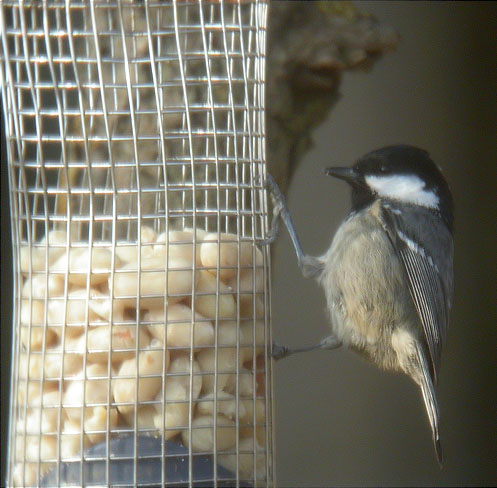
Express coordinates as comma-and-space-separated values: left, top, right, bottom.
13, 227, 268, 486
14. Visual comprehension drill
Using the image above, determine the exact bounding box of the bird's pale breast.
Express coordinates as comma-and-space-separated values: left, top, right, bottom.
318, 201, 420, 370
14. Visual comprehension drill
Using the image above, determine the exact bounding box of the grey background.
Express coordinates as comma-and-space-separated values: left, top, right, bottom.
1, 2, 496, 486
271, 2, 496, 487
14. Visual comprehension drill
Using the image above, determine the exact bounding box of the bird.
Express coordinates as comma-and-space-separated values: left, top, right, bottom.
264, 144, 454, 465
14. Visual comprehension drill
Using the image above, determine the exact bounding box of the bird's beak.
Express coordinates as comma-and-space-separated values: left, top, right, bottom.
324, 167, 360, 185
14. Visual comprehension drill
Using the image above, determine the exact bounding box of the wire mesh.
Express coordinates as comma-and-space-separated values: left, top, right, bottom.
1, 0, 272, 486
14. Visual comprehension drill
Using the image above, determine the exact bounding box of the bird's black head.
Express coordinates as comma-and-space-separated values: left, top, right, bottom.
325, 145, 454, 231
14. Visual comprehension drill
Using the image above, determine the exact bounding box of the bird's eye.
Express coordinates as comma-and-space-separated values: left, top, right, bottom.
379, 165, 389, 173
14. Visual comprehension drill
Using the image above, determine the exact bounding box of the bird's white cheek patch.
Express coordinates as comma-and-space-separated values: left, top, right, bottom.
366, 174, 439, 208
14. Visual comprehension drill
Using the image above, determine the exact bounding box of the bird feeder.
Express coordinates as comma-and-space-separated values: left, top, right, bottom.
0, 0, 273, 485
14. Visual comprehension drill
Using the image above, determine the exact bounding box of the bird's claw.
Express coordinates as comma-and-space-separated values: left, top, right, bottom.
254, 174, 283, 246
271, 341, 289, 360
253, 174, 264, 187
258, 235, 277, 246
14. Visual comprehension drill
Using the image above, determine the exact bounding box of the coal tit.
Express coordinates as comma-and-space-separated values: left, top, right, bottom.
265, 144, 454, 465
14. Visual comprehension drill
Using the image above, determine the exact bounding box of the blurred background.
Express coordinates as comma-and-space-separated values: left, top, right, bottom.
271, 2, 497, 486
1, 1, 496, 486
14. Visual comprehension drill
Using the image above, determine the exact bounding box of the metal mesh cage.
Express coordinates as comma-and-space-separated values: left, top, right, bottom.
1, 0, 272, 486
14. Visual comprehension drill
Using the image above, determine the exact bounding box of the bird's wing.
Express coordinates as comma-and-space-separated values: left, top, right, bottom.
378, 202, 451, 383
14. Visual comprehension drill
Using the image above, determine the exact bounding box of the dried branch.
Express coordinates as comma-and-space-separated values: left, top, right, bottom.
266, 1, 398, 192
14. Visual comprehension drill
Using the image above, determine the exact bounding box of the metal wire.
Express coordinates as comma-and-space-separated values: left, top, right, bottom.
1, 0, 272, 486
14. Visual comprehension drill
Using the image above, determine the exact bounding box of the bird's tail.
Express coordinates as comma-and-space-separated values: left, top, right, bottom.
416, 345, 443, 466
